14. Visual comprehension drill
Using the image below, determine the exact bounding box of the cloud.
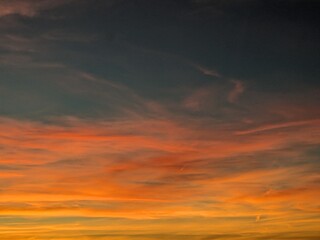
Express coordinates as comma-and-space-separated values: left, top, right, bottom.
183, 86, 215, 111
228, 80, 245, 103
194, 65, 221, 78
0, 0, 75, 18
236, 119, 320, 135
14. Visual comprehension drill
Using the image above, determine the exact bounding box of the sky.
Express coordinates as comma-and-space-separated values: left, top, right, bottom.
0, 0, 319, 239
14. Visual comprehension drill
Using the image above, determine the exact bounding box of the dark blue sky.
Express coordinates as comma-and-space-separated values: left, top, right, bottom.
0, 0, 319, 119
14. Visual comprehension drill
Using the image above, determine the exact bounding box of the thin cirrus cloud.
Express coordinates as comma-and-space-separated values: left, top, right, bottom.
193, 64, 221, 78
0, 0, 75, 18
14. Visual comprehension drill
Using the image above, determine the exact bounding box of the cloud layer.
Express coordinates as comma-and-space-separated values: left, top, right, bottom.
0, 109, 319, 239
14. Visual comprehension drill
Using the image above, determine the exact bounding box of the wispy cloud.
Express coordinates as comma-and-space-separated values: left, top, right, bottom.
0, 0, 75, 18
228, 80, 245, 103
193, 64, 221, 78
183, 86, 215, 111
236, 119, 320, 135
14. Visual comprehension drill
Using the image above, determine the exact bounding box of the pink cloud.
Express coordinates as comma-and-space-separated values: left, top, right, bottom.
0, 0, 74, 18
228, 79, 245, 103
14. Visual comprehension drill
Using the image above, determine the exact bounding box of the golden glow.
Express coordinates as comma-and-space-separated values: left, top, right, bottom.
0, 116, 319, 239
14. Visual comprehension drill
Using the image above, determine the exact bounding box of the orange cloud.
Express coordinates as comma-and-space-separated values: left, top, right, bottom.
236, 119, 320, 135
0, 111, 319, 239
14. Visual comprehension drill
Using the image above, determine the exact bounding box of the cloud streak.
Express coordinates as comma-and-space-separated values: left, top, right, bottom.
0, 0, 75, 18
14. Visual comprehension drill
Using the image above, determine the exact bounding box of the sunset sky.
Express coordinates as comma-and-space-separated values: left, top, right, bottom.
0, 0, 320, 239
